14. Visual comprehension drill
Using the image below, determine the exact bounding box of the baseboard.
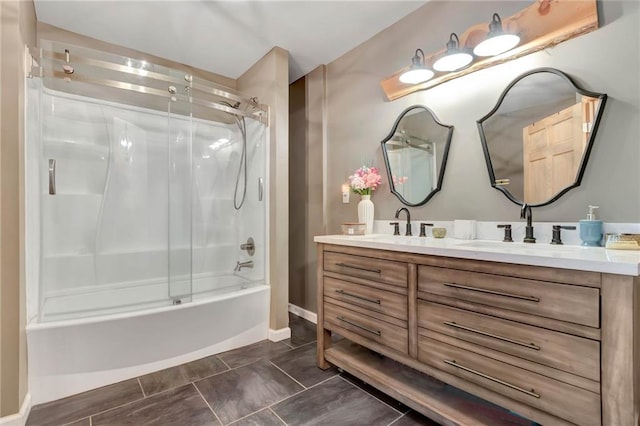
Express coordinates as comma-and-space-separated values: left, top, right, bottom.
288, 303, 317, 324
0, 393, 32, 426
268, 326, 291, 342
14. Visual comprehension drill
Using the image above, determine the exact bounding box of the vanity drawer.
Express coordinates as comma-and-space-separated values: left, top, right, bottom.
418, 265, 599, 327
324, 276, 407, 321
324, 301, 408, 355
324, 251, 407, 288
418, 335, 601, 426
417, 301, 599, 381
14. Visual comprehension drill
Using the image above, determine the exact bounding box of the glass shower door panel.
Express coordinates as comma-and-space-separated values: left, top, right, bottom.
94, 105, 171, 313
167, 101, 193, 303
39, 91, 110, 320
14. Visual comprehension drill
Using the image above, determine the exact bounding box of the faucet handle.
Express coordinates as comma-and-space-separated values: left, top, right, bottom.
497, 224, 513, 242
419, 223, 434, 237
389, 222, 400, 236
550, 225, 576, 245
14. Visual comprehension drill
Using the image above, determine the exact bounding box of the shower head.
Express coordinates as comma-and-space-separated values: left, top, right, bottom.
219, 100, 241, 109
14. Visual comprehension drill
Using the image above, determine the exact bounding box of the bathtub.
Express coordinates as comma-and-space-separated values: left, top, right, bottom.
26, 282, 269, 404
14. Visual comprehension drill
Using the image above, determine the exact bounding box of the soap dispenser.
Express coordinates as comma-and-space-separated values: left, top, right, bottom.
579, 205, 603, 246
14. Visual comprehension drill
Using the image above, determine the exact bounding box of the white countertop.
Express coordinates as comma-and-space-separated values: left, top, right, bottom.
314, 234, 640, 276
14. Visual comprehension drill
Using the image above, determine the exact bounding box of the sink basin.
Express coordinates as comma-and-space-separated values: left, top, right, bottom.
358, 234, 427, 244
457, 240, 580, 253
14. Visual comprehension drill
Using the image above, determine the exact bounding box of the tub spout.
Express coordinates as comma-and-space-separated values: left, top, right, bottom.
234, 260, 254, 271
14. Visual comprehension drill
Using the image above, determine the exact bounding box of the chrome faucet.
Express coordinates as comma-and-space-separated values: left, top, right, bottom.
234, 260, 254, 271
394, 207, 412, 236
520, 204, 536, 243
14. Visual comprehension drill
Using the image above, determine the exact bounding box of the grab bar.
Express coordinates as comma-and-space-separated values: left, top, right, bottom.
48, 159, 56, 195
258, 177, 264, 201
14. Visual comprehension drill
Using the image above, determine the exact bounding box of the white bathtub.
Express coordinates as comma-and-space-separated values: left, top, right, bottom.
27, 283, 269, 404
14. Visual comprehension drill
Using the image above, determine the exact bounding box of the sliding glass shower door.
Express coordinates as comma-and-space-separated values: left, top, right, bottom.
167, 98, 193, 305
31, 41, 268, 322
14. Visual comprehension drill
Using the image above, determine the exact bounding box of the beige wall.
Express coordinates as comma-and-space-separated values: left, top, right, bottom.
324, 0, 639, 233
289, 66, 326, 312
238, 47, 290, 331
37, 22, 237, 90
0, 0, 36, 417
289, 77, 306, 308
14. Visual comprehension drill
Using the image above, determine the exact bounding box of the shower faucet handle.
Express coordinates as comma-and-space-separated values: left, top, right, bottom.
240, 237, 255, 256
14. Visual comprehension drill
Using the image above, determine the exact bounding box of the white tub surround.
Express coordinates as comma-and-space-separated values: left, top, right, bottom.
315, 234, 640, 275
27, 285, 269, 404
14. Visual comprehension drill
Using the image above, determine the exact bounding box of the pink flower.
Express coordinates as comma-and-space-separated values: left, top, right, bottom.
348, 165, 383, 195
393, 176, 408, 185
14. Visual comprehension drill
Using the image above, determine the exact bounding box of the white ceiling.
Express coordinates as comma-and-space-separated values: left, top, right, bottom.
34, 1, 427, 83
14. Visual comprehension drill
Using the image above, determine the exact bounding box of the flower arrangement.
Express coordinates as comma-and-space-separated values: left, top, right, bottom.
348, 165, 383, 196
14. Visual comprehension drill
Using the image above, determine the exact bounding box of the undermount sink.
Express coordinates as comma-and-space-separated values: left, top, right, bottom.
457, 240, 580, 253
359, 234, 426, 244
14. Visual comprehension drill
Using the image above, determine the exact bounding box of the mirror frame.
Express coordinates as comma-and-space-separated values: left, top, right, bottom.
381, 105, 454, 207
477, 67, 607, 207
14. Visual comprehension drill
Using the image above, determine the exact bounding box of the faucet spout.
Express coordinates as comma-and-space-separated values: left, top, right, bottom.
394, 207, 412, 236
520, 204, 536, 243
234, 260, 254, 271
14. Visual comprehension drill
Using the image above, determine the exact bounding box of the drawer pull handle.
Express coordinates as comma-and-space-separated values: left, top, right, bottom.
444, 359, 540, 399
335, 262, 381, 274
337, 316, 381, 336
336, 289, 381, 305
444, 321, 540, 351
443, 282, 540, 302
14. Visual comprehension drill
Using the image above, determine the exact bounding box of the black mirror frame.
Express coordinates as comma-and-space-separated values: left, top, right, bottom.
380, 105, 454, 207
476, 67, 607, 208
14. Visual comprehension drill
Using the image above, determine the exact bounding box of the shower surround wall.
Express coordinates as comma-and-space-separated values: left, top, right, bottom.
26, 79, 269, 402
34, 86, 265, 321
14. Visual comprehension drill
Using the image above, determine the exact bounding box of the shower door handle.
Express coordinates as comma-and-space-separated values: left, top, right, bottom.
258, 177, 264, 201
48, 159, 56, 195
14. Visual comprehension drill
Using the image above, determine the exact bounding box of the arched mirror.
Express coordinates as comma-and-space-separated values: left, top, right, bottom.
477, 68, 607, 207
381, 105, 453, 207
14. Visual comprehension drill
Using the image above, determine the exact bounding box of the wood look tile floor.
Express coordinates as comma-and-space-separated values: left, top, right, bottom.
26, 314, 441, 426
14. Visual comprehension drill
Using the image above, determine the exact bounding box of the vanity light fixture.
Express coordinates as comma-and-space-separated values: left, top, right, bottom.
473, 13, 521, 57
432, 33, 473, 72
399, 49, 434, 84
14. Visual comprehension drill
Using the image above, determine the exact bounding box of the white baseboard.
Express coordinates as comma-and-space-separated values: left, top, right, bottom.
0, 393, 31, 426
268, 326, 291, 342
288, 303, 317, 324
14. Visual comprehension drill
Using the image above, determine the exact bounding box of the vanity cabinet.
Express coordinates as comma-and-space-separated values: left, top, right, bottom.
316, 243, 639, 426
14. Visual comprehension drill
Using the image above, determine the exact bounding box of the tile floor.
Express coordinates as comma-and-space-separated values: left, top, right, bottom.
26, 314, 440, 426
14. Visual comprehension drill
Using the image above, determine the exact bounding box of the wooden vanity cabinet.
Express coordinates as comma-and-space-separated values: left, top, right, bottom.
316, 243, 640, 426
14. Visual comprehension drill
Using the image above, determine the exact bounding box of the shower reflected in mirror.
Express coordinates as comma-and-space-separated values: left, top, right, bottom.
381, 105, 453, 207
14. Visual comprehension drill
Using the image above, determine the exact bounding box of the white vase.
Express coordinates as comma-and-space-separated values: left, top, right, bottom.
357, 194, 374, 235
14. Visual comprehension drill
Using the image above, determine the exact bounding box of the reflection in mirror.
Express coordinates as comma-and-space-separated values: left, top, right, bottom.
477, 68, 607, 207
381, 105, 453, 206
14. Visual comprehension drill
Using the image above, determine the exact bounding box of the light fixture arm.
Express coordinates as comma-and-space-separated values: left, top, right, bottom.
411, 48, 425, 67
446, 33, 461, 52
488, 13, 504, 36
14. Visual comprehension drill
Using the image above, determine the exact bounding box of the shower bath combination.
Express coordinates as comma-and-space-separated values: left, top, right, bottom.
25, 40, 270, 403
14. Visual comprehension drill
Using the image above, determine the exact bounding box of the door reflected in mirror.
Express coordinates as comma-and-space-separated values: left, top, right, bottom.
477, 68, 607, 207
381, 105, 453, 207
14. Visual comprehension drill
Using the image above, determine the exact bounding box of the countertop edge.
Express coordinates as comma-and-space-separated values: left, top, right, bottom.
314, 235, 640, 276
